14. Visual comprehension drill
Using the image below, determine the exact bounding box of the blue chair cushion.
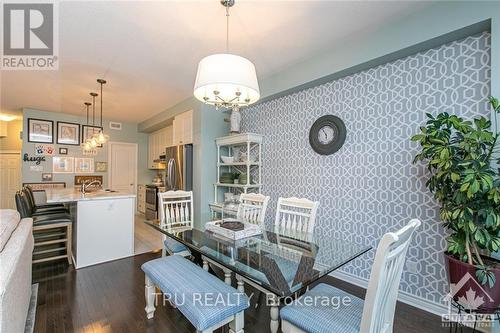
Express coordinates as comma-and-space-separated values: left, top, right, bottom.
164, 237, 189, 254
280, 283, 364, 333
141, 255, 249, 331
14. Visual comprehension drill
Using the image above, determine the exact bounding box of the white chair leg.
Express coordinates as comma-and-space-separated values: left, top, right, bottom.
229, 311, 244, 333
224, 269, 232, 285
203, 259, 209, 271
144, 275, 156, 319
269, 296, 279, 333
236, 275, 244, 293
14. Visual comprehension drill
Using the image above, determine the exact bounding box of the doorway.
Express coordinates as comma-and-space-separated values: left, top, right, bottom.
107, 142, 137, 193
0, 151, 21, 209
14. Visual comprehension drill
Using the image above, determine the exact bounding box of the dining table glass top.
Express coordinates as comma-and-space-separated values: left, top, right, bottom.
145, 219, 371, 297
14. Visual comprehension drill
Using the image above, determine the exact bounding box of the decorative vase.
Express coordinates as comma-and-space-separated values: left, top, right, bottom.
445, 253, 500, 313
230, 106, 241, 134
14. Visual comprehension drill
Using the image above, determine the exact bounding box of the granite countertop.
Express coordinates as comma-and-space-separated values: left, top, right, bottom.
45, 188, 136, 203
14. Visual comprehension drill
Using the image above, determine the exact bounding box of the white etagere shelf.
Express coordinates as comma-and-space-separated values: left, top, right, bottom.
211, 133, 263, 213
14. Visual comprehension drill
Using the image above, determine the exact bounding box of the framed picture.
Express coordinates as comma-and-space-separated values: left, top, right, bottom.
57, 121, 80, 145
42, 173, 53, 181
28, 118, 53, 143
82, 125, 103, 147
95, 161, 107, 172
59, 147, 68, 155
75, 175, 102, 186
52, 156, 74, 173
75, 158, 94, 173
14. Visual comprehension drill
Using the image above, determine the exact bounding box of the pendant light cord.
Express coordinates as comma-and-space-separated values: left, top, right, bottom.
100, 83, 103, 127
226, 5, 229, 53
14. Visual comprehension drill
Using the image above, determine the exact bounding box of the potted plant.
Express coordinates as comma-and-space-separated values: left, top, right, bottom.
411, 97, 500, 312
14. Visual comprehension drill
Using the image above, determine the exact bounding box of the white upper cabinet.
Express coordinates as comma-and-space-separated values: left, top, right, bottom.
172, 110, 193, 145
148, 125, 173, 169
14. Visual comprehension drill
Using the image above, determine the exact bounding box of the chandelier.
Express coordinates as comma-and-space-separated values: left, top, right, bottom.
81, 101, 97, 155
193, 0, 260, 110
81, 78, 109, 154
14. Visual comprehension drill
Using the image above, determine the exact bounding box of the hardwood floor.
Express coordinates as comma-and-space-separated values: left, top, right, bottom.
134, 214, 163, 255
33, 252, 469, 333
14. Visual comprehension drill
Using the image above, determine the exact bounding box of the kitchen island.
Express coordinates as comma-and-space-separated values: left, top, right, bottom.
46, 188, 136, 269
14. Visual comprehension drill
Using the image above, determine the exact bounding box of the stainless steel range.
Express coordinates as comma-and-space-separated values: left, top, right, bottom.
145, 184, 165, 220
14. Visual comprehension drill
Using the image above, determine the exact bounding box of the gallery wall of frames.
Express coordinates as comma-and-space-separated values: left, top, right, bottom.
21, 108, 153, 188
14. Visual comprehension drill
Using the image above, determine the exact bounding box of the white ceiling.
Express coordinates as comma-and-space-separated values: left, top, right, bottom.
1, 0, 428, 123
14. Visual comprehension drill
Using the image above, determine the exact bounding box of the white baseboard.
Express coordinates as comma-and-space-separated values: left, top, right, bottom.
329, 270, 448, 316
329, 270, 494, 333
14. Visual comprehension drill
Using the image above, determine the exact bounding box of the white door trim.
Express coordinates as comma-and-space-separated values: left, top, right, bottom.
107, 142, 138, 194
0, 150, 21, 209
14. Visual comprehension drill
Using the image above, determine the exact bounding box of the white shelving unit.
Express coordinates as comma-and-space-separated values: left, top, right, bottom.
210, 133, 263, 214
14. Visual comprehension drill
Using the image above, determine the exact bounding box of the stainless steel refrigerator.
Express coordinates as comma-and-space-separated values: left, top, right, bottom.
164, 144, 193, 191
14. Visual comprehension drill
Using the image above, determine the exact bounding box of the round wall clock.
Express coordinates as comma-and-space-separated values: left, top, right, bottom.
308, 115, 346, 155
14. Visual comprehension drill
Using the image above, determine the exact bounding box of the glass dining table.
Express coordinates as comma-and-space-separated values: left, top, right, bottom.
144, 219, 371, 333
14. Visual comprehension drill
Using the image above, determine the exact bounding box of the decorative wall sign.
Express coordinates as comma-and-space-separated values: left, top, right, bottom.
42, 173, 53, 181
23, 182, 66, 191
59, 147, 68, 155
308, 115, 347, 155
82, 125, 103, 147
75, 157, 94, 173
34, 144, 55, 156
74, 175, 103, 186
23, 153, 46, 165
57, 121, 80, 145
30, 165, 43, 172
28, 118, 53, 143
95, 161, 107, 172
52, 156, 74, 173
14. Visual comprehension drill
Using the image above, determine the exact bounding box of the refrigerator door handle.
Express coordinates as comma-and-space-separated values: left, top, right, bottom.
170, 158, 178, 190
166, 158, 174, 189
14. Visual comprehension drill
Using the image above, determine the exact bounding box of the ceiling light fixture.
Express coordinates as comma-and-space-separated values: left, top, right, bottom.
94, 78, 109, 145
193, 0, 260, 111
89, 92, 99, 148
0, 114, 16, 122
81, 102, 95, 154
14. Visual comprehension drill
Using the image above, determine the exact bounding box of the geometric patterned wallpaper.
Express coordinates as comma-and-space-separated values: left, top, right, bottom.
241, 32, 491, 306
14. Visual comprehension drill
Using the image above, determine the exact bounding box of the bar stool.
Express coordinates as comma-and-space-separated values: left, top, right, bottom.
15, 191, 73, 265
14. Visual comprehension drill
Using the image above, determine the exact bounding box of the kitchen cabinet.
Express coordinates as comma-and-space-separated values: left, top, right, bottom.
172, 110, 193, 145
148, 126, 172, 169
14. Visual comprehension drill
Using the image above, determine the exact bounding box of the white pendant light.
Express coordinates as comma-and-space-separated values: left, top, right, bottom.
81, 102, 96, 154
193, 0, 260, 109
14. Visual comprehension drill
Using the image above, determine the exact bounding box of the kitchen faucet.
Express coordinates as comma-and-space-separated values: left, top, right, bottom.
81, 180, 102, 194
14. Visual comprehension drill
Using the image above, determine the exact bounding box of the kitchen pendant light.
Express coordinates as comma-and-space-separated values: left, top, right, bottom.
89, 92, 99, 148
81, 102, 94, 153
95, 78, 109, 144
193, 0, 260, 109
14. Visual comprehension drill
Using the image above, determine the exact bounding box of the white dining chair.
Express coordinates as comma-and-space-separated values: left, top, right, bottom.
158, 190, 193, 258
237, 193, 270, 226
280, 218, 421, 333
274, 197, 319, 237
202, 193, 270, 285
